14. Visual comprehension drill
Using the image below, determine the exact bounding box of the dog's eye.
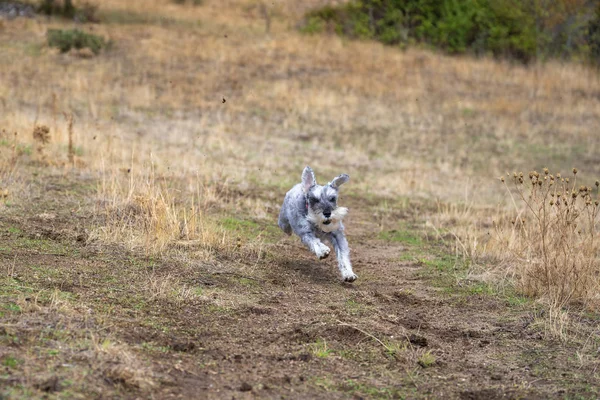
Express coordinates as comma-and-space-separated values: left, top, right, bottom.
329, 196, 336, 202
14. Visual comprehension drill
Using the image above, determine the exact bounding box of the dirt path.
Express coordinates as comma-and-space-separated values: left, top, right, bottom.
0, 173, 598, 399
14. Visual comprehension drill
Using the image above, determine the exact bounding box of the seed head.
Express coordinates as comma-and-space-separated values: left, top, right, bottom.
543, 168, 549, 175
33, 125, 50, 144
572, 168, 578, 175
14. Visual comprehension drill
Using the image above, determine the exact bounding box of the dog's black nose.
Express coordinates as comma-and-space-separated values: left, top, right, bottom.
323, 211, 331, 218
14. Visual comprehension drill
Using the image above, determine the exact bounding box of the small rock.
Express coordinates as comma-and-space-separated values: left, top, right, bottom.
239, 382, 252, 392
490, 374, 503, 381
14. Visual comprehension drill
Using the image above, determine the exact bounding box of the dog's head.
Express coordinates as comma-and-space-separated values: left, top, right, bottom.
301, 166, 349, 232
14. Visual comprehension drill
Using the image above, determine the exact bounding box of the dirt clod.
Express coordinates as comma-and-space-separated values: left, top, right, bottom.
409, 333, 428, 347
171, 341, 196, 352
35, 376, 61, 393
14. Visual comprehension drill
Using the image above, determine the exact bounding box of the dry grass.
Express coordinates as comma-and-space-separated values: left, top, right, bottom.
2, 0, 600, 339
495, 169, 600, 308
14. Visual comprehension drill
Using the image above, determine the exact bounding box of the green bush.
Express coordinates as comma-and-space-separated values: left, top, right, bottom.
303, 0, 597, 63
587, 4, 600, 62
38, 0, 99, 22
38, 0, 75, 18
47, 29, 106, 54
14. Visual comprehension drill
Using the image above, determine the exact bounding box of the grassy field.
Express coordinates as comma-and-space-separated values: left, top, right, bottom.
1, 0, 600, 398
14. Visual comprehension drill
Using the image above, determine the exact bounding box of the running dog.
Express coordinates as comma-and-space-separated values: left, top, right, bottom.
278, 166, 357, 282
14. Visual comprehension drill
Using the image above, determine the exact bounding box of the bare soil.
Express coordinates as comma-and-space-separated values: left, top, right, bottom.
1, 171, 598, 399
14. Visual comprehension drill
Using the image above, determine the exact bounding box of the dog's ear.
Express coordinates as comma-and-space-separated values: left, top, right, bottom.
330, 174, 349, 189
302, 166, 316, 193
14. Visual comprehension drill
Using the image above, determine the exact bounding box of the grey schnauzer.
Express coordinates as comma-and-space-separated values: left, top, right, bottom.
278, 166, 358, 282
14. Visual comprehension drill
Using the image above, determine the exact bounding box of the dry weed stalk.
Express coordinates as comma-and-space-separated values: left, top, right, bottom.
64, 113, 74, 165
498, 168, 600, 308
0, 130, 22, 184
32, 125, 51, 163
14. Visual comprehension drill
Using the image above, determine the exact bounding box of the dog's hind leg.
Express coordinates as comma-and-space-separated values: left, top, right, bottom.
278, 207, 292, 235
330, 230, 357, 282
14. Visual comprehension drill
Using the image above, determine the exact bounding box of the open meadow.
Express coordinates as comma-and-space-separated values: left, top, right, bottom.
1, 0, 600, 398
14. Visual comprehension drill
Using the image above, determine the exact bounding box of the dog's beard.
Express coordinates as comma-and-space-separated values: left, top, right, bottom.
307, 207, 348, 233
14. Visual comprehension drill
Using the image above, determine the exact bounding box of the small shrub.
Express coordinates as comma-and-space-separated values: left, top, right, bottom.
47, 29, 106, 54
499, 168, 600, 308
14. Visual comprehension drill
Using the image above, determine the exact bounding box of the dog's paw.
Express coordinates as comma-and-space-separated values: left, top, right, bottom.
314, 242, 330, 260
342, 273, 358, 283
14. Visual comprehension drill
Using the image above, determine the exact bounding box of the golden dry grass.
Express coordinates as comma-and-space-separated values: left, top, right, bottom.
2, 0, 600, 315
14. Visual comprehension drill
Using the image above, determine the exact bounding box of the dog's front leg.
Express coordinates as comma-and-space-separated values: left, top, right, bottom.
300, 233, 330, 260
330, 230, 357, 282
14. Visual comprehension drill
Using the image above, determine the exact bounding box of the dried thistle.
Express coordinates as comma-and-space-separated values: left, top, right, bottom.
33, 125, 51, 144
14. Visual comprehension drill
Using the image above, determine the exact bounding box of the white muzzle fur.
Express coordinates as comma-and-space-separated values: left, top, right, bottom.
307, 207, 348, 233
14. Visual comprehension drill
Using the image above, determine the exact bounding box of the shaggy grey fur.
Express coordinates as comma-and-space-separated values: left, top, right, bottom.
278, 166, 357, 282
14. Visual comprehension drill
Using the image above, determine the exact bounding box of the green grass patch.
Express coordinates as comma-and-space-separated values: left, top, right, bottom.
310, 338, 332, 358
220, 215, 280, 241
2, 356, 20, 369
378, 228, 422, 245
141, 342, 171, 354
221, 217, 259, 231
14, 237, 70, 255
417, 351, 436, 368
3, 303, 21, 313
